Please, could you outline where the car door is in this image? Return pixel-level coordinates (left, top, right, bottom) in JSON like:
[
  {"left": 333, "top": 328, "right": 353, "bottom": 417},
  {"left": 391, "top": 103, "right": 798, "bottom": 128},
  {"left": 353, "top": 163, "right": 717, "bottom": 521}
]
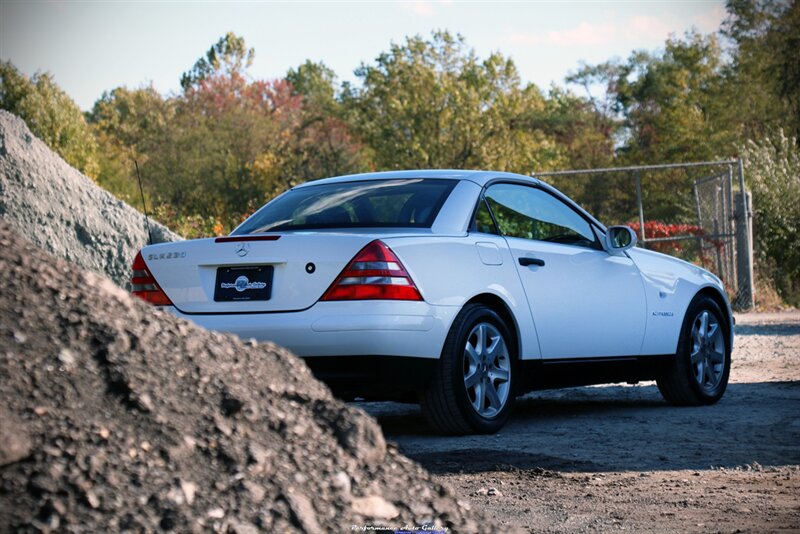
[{"left": 484, "top": 182, "right": 647, "bottom": 359}]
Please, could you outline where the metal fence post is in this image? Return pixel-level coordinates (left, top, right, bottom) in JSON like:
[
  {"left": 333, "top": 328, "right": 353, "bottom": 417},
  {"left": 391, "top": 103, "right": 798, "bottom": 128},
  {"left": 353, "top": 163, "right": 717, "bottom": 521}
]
[
  {"left": 726, "top": 164, "right": 736, "bottom": 289},
  {"left": 735, "top": 159, "right": 755, "bottom": 310},
  {"left": 693, "top": 182, "right": 704, "bottom": 263},
  {"left": 635, "top": 171, "right": 646, "bottom": 241}
]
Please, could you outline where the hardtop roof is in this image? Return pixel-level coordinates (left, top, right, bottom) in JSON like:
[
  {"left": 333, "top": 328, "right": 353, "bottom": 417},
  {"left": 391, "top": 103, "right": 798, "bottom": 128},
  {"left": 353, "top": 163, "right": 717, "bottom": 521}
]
[{"left": 292, "top": 169, "right": 542, "bottom": 189}]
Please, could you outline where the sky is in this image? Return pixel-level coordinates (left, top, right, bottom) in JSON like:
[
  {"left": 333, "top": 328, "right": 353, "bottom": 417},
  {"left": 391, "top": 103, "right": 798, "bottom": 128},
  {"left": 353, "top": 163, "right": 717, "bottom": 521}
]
[{"left": 0, "top": 1, "right": 728, "bottom": 111}]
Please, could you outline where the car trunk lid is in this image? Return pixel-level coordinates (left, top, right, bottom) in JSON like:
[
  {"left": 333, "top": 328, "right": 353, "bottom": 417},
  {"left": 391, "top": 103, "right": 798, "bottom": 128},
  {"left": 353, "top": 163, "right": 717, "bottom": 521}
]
[{"left": 140, "top": 233, "right": 378, "bottom": 313}]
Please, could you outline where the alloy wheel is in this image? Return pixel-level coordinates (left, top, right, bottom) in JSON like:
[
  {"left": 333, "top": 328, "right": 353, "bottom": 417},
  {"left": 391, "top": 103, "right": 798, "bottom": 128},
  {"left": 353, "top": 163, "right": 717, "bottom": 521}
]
[
  {"left": 463, "top": 322, "right": 511, "bottom": 418},
  {"left": 690, "top": 310, "right": 725, "bottom": 393}
]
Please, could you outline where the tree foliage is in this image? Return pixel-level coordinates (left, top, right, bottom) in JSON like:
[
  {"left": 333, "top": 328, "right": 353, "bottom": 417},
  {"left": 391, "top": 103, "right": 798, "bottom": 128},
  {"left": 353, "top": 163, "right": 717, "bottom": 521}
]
[
  {"left": 88, "top": 85, "right": 173, "bottom": 202},
  {"left": 722, "top": 0, "right": 800, "bottom": 141},
  {"left": 569, "top": 32, "right": 728, "bottom": 165},
  {"left": 346, "top": 32, "right": 559, "bottom": 172},
  {"left": 738, "top": 130, "right": 800, "bottom": 305},
  {"left": 86, "top": 34, "right": 366, "bottom": 231},
  {"left": 180, "top": 31, "right": 254, "bottom": 91},
  {"left": 0, "top": 61, "right": 99, "bottom": 177},
  {"left": 285, "top": 60, "right": 369, "bottom": 182}
]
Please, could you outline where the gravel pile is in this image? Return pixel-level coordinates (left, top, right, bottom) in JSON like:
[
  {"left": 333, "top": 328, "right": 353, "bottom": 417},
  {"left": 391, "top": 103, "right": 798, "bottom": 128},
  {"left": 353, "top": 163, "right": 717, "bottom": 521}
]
[
  {"left": 0, "top": 110, "right": 180, "bottom": 289},
  {"left": 0, "top": 221, "right": 486, "bottom": 533}
]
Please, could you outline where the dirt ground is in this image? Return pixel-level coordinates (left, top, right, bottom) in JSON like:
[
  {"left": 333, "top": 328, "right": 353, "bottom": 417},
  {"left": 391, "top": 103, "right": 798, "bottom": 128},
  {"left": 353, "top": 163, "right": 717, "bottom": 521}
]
[
  {"left": 360, "top": 311, "right": 800, "bottom": 533},
  {"left": 0, "top": 223, "right": 486, "bottom": 533}
]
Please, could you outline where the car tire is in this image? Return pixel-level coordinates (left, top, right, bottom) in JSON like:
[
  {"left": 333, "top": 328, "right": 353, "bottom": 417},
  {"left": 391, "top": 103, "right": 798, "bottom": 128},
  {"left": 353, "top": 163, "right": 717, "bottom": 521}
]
[
  {"left": 657, "top": 295, "right": 731, "bottom": 406},
  {"left": 420, "top": 303, "right": 516, "bottom": 435}
]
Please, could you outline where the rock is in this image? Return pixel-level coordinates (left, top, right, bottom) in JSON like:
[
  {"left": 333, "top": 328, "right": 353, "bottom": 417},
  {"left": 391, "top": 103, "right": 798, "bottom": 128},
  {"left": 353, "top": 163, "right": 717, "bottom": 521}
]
[
  {"left": 332, "top": 471, "right": 351, "bottom": 494},
  {"left": 242, "top": 481, "right": 266, "bottom": 503},
  {"left": 247, "top": 443, "right": 270, "bottom": 467},
  {"left": 180, "top": 480, "right": 197, "bottom": 506},
  {"left": 84, "top": 489, "right": 100, "bottom": 509},
  {"left": 136, "top": 393, "right": 154, "bottom": 413},
  {"left": 229, "top": 521, "right": 259, "bottom": 534},
  {"left": 57, "top": 348, "right": 76, "bottom": 367},
  {"left": 0, "top": 411, "right": 32, "bottom": 466},
  {"left": 334, "top": 413, "right": 387, "bottom": 468},
  {"left": 284, "top": 489, "right": 323, "bottom": 534},
  {"left": 351, "top": 495, "right": 400, "bottom": 520},
  {"left": 207, "top": 508, "right": 225, "bottom": 519}
]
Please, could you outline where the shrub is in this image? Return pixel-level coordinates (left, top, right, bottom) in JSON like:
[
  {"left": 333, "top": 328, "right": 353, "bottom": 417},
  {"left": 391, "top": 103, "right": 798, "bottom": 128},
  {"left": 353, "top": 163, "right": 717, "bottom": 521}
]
[
  {"left": 738, "top": 131, "right": 800, "bottom": 306},
  {"left": 626, "top": 220, "right": 723, "bottom": 272}
]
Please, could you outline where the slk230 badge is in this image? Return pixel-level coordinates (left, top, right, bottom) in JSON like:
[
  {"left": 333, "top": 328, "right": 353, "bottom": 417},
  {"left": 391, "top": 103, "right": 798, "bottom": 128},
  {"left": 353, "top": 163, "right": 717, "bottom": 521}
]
[{"left": 147, "top": 251, "right": 186, "bottom": 260}]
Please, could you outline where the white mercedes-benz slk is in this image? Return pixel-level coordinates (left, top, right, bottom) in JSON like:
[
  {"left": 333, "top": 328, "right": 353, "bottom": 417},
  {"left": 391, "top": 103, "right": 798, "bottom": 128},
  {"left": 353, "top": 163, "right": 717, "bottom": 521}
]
[{"left": 132, "top": 170, "right": 733, "bottom": 434}]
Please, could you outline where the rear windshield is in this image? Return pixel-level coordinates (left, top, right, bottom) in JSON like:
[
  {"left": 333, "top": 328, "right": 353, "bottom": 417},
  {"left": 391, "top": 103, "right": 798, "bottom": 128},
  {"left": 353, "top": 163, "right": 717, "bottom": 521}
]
[{"left": 233, "top": 179, "right": 457, "bottom": 234}]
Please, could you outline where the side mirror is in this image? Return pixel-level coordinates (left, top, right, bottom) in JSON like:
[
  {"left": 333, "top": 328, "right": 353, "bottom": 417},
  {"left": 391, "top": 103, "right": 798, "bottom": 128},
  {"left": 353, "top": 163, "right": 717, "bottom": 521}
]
[{"left": 604, "top": 226, "right": 638, "bottom": 254}]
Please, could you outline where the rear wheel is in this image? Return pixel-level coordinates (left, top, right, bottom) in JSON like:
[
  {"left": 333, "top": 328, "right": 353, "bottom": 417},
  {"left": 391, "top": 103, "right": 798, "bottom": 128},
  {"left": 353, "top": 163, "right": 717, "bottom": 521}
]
[
  {"left": 657, "top": 295, "right": 730, "bottom": 405},
  {"left": 420, "top": 304, "right": 516, "bottom": 435}
]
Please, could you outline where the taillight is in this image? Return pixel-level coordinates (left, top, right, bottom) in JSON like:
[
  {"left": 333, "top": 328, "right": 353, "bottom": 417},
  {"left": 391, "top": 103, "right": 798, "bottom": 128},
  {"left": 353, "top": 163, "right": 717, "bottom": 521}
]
[
  {"left": 321, "top": 240, "right": 423, "bottom": 301},
  {"left": 131, "top": 251, "right": 173, "bottom": 306}
]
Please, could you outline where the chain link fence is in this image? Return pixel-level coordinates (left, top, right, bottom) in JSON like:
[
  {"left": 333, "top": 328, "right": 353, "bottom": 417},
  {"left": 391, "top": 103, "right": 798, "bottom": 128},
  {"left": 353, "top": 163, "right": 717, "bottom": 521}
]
[{"left": 535, "top": 160, "right": 754, "bottom": 310}]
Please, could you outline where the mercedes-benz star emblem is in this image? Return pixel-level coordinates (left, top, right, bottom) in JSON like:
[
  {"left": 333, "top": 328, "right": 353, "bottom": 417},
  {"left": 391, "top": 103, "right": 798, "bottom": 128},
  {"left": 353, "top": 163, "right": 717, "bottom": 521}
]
[{"left": 235, "top": 242, "right": 250, "bottom": 257}]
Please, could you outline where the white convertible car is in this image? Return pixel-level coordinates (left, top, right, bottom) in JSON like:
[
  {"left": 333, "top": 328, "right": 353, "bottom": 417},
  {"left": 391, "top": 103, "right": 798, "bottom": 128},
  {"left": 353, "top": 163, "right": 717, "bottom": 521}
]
[{"left": 132, "top": 170, "right": 733, "bottom": 434}]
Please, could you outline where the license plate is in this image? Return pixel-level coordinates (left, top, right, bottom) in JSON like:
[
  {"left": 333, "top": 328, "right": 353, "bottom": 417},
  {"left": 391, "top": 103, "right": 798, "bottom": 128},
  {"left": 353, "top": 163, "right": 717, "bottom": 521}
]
[{"left": 214, "top": 266, "right": 273, "bottom": 302}]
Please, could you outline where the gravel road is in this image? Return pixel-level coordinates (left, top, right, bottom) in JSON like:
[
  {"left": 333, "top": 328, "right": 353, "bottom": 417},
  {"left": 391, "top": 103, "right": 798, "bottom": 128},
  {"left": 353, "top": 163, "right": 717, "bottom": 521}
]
[{"left": 361, "top": 311, "right": 800, "bottom": 532}]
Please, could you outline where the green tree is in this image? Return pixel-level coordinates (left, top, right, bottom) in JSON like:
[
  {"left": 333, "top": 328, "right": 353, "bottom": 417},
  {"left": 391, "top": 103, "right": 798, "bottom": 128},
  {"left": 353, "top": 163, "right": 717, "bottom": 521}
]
[
  {"left": 86, "top": 33, "right": 369, "bottom": 236},
  {"left": 88, "top": 85, "right": 173, "bottom": 203},
  {"left": 287, "top": 60, "right": 339, "bottom": 114},
  {"left": 344, "top": 31, "right": 559, "bottom": 172},
  {"left": 180, "top": 31, "right": 254, "bottom": 91},
  {"left": 153, "top": 74, "right": 302, "bottom": 224},
  {"left": 738, "top": 130, "right": 800, "bottom": 305},
  {"left": 721, "top": 0, "right": 800, "bottom": 141},
  {"left": 528, "top": 82, "right": 622, "bottom": 219},
  {"left": 618, "top": 33, "right": 727, "bottom": 164},
  {"left": 566, "top": 33, "right": 733, "bottom": 222},
  {"left": 0, "top": 61, "right": 98, "bottom": 177},
  {"left": 285, "top": 60, "right": 370, "bottom": 181}
]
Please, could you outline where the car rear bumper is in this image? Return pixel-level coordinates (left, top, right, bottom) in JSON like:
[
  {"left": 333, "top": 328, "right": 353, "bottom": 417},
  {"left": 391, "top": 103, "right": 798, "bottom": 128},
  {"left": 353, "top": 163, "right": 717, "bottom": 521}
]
[{"left": 165, "top": 300, "right": 459, "bottom": 359}]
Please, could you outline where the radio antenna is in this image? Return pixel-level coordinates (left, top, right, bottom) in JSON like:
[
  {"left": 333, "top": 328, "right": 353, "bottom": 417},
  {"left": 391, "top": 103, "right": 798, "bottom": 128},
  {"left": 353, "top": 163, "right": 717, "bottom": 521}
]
[{"left": 134, "top": 159, "right": 153, "bottom": 245}]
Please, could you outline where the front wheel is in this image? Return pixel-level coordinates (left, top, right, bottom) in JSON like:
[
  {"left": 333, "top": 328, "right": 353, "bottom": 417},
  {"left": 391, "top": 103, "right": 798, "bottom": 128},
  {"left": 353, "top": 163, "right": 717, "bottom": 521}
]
[
  {"left": 420, "top": 304, "right": 516, "bottom": 435},
  {"left": 657, "top": 295, "right": 731, "bottom": 406}
]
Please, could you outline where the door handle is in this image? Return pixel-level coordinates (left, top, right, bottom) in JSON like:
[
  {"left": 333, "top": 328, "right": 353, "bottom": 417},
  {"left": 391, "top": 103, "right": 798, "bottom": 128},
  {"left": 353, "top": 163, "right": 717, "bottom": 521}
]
[{"left": 518, "top": 257, "right": 545, "bottom": 267}]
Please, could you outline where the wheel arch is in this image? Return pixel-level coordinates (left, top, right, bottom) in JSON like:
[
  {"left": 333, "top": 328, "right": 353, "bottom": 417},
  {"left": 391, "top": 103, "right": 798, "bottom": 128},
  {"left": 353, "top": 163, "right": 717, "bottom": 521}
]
[
  {"left": 462, "top": 293, "right": 521, "bottom": 360},
  {"left": 690, "top": 286, "right": 733, "bottom": 353}
]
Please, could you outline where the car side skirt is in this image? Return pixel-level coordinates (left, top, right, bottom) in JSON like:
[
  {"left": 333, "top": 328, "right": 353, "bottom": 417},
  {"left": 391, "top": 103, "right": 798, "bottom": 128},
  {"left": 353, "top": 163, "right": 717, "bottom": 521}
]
[
  {"left": 519, "top": 355, "right": 674, "bottom": 393},
  {"left": 303, "top": 354, "right": 675, "bottom": 402}
]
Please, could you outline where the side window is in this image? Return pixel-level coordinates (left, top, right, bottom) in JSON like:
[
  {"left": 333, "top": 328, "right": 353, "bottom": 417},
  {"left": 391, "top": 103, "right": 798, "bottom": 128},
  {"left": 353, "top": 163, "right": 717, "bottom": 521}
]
[
  {"left": 484, "top": 183, "right": 598, "bottom": 248},
  {"left": 473, "top": 198, "right": 499, "bottom": 234}
]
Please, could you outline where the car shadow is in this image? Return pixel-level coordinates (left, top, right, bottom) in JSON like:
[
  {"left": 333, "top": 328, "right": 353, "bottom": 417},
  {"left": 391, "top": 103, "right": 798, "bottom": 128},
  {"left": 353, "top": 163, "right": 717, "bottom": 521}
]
[
  {"left": 734, "top": 323, "right": 800, "bottom": 336},
  {"left": 363, "top": 381, "right": 800, "bottom": 474}
]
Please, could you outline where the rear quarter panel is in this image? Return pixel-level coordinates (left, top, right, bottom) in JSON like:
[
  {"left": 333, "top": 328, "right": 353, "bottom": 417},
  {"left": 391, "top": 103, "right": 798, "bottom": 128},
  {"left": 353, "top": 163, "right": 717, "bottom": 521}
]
[{"left": 383, "top": 234, "right": 542, "bottom": 359}]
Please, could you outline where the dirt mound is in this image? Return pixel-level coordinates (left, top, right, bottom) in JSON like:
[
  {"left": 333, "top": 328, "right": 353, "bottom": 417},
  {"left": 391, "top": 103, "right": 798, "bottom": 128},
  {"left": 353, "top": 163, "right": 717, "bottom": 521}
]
[
  {"left": 0, "top": 221, "right": 485, "bottom": 533},
  {"left": 0, "top": 110, "right": 180, "bottom": 289}
]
